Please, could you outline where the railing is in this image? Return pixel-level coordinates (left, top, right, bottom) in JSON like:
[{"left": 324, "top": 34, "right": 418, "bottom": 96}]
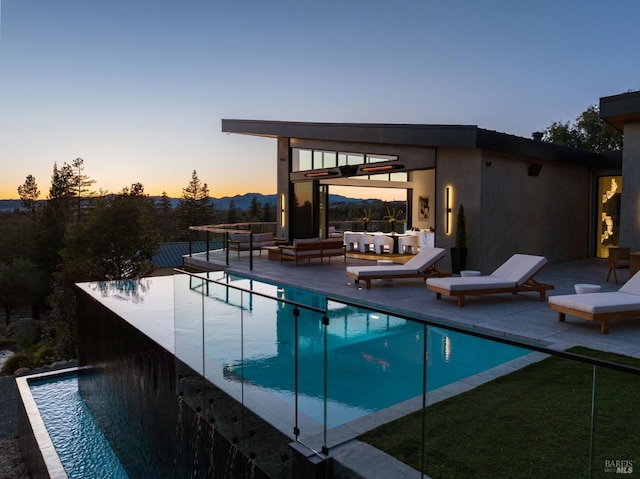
[
  {"left": 173, "top": 269, "right": 640, "bottom": 479},
  {"left": 188, "top": 222, "right": 278, "bottom": 270}
]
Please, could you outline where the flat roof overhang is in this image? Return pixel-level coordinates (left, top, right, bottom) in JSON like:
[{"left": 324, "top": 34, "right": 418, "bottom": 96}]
[
  {"left": 222, "top": 119, "right": 606, "bottom": 166},
  {"left": 600, "top": 91, "right": 640, "bottom": 131}
]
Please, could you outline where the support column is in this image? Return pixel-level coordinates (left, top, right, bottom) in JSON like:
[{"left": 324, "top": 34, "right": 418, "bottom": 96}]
[{"left": 620, "top": 123, "right": 640, "bottom": 251}]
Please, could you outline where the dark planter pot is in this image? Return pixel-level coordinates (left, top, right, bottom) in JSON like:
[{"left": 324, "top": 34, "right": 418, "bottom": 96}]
[{"left": 450, "top": 247, "right": 468, "bottom": 274}]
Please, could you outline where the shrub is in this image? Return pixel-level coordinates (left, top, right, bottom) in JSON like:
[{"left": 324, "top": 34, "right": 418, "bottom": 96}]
[{"left": 1, "top": 352, "right": 32, "bottom": 376}]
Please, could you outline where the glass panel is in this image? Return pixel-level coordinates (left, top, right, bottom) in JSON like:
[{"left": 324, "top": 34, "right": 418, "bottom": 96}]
[
  {"left": 324, "top": 306, "right": 426, "bottom": 450},
  {"left": 323, "top": 151, "right": 337, "bottom": 168},
  {"left": 347, "top": 153, "right": 365, "bottom": 165},
  {"left": 338, "top": 153, "right": 348, "bottom": 166},
  {"left": 361, "top": 343, "right": 594, "bottom": 477},
  {"left": 291, "top": 148, "right": 300, "bottom": 172},
  {"left": 202, "top": 279, "right": 293, "bottom": 478},
  {"left": 313, "top": 151, "right": 323, "bottom": 170},
  {"left": 598, "top": 176, "right": 622, "bottom": 258},
  {"left": 319, "top": 185, "right": 327, "bottom": 238},
  {"left": 366, "top": 154, "right": 397, "bottom": 163},
  {"left": 292, "top": 182, "right": 314, "bottom": 238},
  {"left": 390, "top": 171, "right": 408, "bottom": 182},
  {"left": 295, "top": 149, "right": 312, "bottom": 172},
  {"left": 201, "top": 277, "right": 245, "bottom": 448},
  {"left": 592, "top": 357, "right": 640, "bottom": 476},
  {"left": 174, "top": 273, "right": 205, "bottom": 414},
  {"left": 293, "top": 299, "right": 328, "bottom": 452}
]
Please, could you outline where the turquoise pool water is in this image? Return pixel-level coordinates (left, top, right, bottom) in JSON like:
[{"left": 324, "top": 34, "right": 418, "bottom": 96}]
[
  {"left": 30, "top": 376, "right": 129, "bottom": 479},
  {"left": 178, "top": 274, "right": 529, "bottom": 427}
]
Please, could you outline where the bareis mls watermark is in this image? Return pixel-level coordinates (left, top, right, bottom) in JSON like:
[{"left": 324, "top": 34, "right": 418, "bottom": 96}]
[{"left": 604, "top": 459, "right": 634, "bottom": 474}]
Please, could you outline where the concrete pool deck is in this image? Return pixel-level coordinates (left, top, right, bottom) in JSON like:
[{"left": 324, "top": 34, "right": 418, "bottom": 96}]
[{"left": 185, "top": 250, "right": 640, "bottom": 359}]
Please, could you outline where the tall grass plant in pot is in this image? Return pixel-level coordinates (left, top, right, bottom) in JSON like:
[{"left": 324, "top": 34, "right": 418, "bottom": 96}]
[{"left": 451, "top": 204, "right": 468, "bottom": 274}]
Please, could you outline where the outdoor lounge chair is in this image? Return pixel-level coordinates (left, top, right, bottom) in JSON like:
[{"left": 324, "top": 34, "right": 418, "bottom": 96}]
[
  {"left": 425, "top": 254, "right": 553, "bottom": 307},
  {"left": 606, "top": 247, "right": 630, "bottom": 284},
  {"left": 548, "top": 272, "right": 640, "bottom": 334},
  {"left": 345, "top": 247, "right": 449, "bottom": 289}
]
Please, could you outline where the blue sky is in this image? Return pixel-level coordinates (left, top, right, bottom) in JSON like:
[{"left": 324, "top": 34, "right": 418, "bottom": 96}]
[{"left": 0, "top": 0, "right": 638, "bottom": 199}]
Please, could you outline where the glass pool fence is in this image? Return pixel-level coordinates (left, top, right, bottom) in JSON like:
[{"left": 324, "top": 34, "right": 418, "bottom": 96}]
[{"left": 173, "top": 270, "right": 640, "bottom": 479}]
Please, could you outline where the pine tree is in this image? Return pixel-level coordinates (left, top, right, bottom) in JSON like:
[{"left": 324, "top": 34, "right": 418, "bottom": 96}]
[
  {"left": 48, "top": 162, "right": 75, "bottom": 200},
  {"left": 262, "top": 203, "right": 273, "bottom": 222},
  {"left": 71, "top": 158, "right": 96, "bottom": 222},
  {"left": 249, "top": 196, "right": 261, "bottom": 221},
  {"left": 17, "top": 174, "right": 40, "bottom": 216},
  {"left": 227, "top": 199, "right": 238, "bottom": 224},
  {"left": 155, "top": 191, "right": 177, "bottom": 241},
  {"left": 175, "top": 171, "right": 214, "bottom": 235}
]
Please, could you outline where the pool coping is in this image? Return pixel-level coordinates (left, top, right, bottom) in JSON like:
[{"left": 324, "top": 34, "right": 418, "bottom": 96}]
[{"left": 16, "top": 367, "right": 78, "bottom": 479}]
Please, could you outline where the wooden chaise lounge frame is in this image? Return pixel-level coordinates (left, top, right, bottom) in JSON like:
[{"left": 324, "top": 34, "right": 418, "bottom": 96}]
[
  {"left": 548, "top": 303, "right": 638, "bottom": 334},
  {"left": 426, "top": 254, "right": 554, "bottom": 307},
  {"left": 345, "top": 247, "right": 450, "bottom": 289},
  {"left": 547, "top": 272, "right": 640, "bottom": 334},
  {"left": 346, "top": 263, "right": 450, "bottom": 290},
  {"left": 428, "top": 277, "right": 554, "bottom": 307}
]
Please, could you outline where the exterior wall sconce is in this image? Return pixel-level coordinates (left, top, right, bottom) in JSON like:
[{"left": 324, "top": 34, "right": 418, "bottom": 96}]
[
  {"left": 360, "top": 164, "right": 404, "bottom": 173},
  {"left": 280, "top": 194, "right": 286, "bottom": 227},
  {"left": 445, "top": 186, "right": 453, "bottom": 234},
  {"left": 528, "top": 164, "right": 542, "bottom": 177}
]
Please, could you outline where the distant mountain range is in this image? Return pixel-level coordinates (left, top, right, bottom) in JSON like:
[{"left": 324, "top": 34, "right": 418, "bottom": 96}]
[{"left": 0, "top": 192, "right": 384, "bottom": 212}]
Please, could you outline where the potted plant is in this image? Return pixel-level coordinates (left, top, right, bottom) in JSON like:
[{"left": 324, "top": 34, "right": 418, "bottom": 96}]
[
  {"left": 362, "top": 208, "right": 372, "bottom": 232},
  {"left": 383, "top": 206, "right": 403, "bottom": 234},
  {"left": 450, "top": 204, "right": 468, "bottom": 274}
]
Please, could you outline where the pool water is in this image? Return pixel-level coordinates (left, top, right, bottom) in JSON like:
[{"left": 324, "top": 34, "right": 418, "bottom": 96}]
[
  {"left": 179, "top": 275, "right": 529, "bottom": 427},
  {"left": 30, "top": 376, "right": 130, "bottom": 479}
]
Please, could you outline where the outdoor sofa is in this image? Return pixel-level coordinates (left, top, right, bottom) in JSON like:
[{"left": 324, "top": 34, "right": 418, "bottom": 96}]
[
  {"left": 426, "top": 253, "right": 553, "bottom": 307},
  {"left": 548, "top": 271, "right": 640, "bottom": 334},
  {"left": 280, "top": 238, "right": 345, "bottom": 265},
  {"left": 228, "top": 231, "right": 276, "bottom": 257},
  {"left": 346, "top": 247, "right": 449, "bottom": 289}
]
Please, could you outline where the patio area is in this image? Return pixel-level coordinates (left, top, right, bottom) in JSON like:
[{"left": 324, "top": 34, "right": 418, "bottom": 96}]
[{"left": 183, "top": 249, "right": 640, "bottom": 359}]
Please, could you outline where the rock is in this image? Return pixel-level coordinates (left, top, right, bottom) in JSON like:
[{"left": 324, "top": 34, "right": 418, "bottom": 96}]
[
  {"left": 13, "top": 367, "right": 30, "bottom": 376},
  {"left": 5, "top": 319, "right": 40, "bottom": 336}
]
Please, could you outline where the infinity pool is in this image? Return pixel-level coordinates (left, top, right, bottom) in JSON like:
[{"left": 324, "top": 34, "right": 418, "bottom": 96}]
[{"left": 175, "top": 274, "right": 530, "bottom": 428}]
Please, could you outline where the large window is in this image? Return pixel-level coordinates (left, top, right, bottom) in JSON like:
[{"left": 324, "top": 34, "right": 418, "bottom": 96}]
[{"left": 292, "top": 148, "right": 407, "bottom": 182}]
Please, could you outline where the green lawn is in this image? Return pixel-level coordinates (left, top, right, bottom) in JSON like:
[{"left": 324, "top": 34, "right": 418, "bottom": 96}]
[{"left": 359, "top": 347, "right": 640, "bottom": 478}]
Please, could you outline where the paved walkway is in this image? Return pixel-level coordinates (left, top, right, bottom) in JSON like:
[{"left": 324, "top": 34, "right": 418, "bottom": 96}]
[{"left": 186, "top": 250, "right": 640, "bottom": 358}]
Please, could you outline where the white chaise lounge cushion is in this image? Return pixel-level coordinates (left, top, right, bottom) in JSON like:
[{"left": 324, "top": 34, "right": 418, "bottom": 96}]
[
  {"left": 426, "top": 254, "right": 547, "bottom": 291},
  {"left": 618, "top": 270, "right": 640, "bottom": 295},
  {"left": 404, "top": 248, "right": 447, "bottom": 273},
  {"left": 548, "top": 292, "right": 640, "bottom": 315},
  {"left": 548, "top": 269, "right": 640, "bottom": 314},
  {"left": 490, "top": 254, "right": 547, "bottom": 285},
  {"left": 345, "top": 247, "right": 446, "bottom": 278},
  {"left": 425, "top": 276, "right": 515, "bottom": 291}
]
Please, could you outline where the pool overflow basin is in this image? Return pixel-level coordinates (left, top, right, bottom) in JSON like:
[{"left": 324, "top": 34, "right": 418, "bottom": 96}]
[{"left": 20, "top": 272, "right": 539, "bottom": 478}]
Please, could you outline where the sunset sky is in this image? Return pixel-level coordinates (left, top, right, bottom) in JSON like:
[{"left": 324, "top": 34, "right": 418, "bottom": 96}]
[{"left": 1, "top": 0, "right": 638, "bottom": 200}]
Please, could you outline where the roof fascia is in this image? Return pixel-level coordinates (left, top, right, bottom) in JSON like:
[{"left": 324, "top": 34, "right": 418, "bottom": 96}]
[{"left": 600, "top": 91, "right": 640, "bottom": 131}]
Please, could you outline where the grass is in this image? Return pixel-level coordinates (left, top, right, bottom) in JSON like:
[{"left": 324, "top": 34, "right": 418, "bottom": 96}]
[{"left": 359, "top": 347, "right": 640, "bottom": 478}]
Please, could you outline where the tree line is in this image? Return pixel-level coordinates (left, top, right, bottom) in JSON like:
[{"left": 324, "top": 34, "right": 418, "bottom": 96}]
[{"left": 0, "top": 160, "right": 272, "bottom": 368}]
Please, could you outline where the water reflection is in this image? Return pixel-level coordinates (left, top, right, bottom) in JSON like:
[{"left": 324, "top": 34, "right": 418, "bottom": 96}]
[{"left": 92, "top": 278, "right": 152, "bottom": 303}]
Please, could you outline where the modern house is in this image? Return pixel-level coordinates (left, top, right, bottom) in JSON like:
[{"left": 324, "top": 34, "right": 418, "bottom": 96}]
[
  {"left": 600, "top": 90, "right": 640, "bottom": 252},
  {"left": 222, "top": 95, "right": 630, "bottom": 273}
]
